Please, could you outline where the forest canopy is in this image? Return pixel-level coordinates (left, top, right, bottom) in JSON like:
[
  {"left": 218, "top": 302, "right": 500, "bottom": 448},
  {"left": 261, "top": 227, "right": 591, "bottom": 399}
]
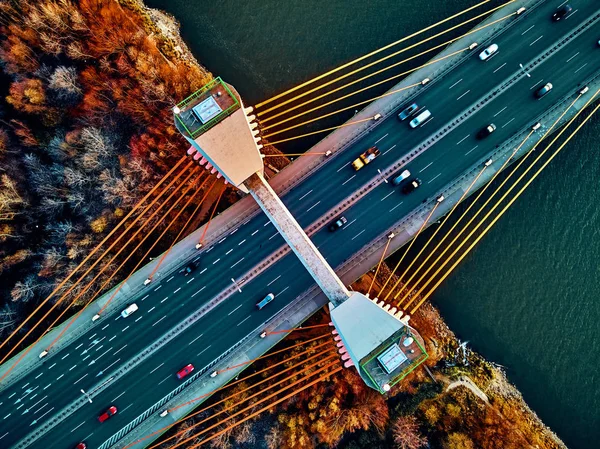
[{"left": 0, "top": 0, "right": 212, "bottom": 344}]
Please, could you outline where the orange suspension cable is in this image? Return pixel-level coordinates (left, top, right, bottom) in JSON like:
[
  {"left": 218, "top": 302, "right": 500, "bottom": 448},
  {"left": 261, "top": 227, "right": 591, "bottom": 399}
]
[
  {"left": 36, "top": 170, "right": 202, "bottom": 357},
  {"left": 147, "top": 177, "right": 217, "bottom": 281},
  {"left": 265, "top": 323, "right": 332, "bottom": 335},
  {"left": 0, "top": 163, "right": 196, "bottom": 374},
  {"left": 159, "top": 359, "right": 341, "bottom": 449},
  {"left": 123, "top": 342, "right": 334, "bottom": 449},
  {"left": 216, "top": 333, "right": 329, "bottom": 374},
  {"left": 197, "top": 181, "right": 227, "bottom": 245},
  {"left": 192, "top": 367, "right": 342, "bottom": 449},
  {"left": 367, "top": 236, "right": 393, "bottom": 297},
  {"left": 379, "top": 202, "right": 440, "bottom": 301},
  {"left": 0, "top": 155, "right": 188, "bottom": 356}
]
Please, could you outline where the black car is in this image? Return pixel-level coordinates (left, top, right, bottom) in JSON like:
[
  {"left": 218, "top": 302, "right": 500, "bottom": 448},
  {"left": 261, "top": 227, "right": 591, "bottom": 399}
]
[
  {"left": 477, "top": 123, "right": 496, "bottom": 139},
  {"left": 328, "top": 216, "right": 347, "bottom": 232},
  {"left": 551, "top": 4, "right": 572, "bottom": 21},
  {"left": 402, "top": 178, "right": 422, "bottom": 194},
  {"left": 185, "top": 259, "right": 201, "bottom": 274}
]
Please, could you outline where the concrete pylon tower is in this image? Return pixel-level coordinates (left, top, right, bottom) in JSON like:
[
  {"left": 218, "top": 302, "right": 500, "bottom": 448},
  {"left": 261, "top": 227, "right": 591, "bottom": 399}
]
[{"left": 174, "top": 78, "right": 427, "bottom": 392}]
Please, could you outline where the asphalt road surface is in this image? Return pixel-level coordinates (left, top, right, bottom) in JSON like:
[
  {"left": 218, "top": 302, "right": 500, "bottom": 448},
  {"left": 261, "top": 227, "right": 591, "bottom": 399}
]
[{"left": 1, "top": 1, "right": 600, "bottom": 448}]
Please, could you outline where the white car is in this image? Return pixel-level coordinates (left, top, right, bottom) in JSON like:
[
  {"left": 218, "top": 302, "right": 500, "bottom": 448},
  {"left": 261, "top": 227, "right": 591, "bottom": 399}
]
[
  {"left": 479, "top": 44, "right": 498, "bottom": 61},
  {"left": 121, "top": 303, "right": 139, "bottom": 318}
]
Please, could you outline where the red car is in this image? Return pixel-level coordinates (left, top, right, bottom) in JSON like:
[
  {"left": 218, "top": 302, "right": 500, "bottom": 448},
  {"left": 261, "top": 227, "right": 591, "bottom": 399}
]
[
  {"left": 98, "top": 405, "right": 117, "bottom": 423},
  {"left": 75, "top": 444, "right": 87, "bottom": 449},
  {"left": 176, "top": 363, "right": 194, "bottom": 380}
]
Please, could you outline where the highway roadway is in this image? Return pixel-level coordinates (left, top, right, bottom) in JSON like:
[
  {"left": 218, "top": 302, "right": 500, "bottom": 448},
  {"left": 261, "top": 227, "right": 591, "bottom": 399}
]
[{"left": 1, "top": 1, "right": 600, "bottom": 448}]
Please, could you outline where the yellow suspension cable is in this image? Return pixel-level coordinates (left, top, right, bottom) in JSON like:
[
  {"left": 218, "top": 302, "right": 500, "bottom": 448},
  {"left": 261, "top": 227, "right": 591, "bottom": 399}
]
[
  {"left": 254, "top": 0, "right": 501, "bottom": 110},
  {"left": 379, "top": 202, "right": 440, "bottom": 301},
  {"left": 394, "top": 131, "right": 534, "bottom": 306},
  {"left": 394, "top": 165, "right": 488, "bottom": 296},
  {"left": 367, "top": 236, "right": 393, "bottom": 296},
  {"left": 411, "top": 98, "right": 600, "bottom": 314},
  {"left": 267, "top": 116, "right": 374, "bottom": 146},
  {"left": 263, "top": 83, "right": 416, "bottom": 140},
  {"left": 403, "top": 90, "right": 594, "bottom": 310},
  {"left": 260, "top": 10, "right": 514, "bottom": 122},
  {"left": 262, "top": 52, "right": 455, "bottom": 132}
]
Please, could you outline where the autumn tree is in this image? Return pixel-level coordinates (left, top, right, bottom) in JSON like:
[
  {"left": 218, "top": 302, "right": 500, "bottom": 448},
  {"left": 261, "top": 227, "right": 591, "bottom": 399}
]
[{"left": 392, "top": 416, "right": 427, "bottom": 449}]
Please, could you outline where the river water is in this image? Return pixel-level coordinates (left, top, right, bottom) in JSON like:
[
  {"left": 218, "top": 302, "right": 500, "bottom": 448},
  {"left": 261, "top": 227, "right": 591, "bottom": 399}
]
[{"left": 146, "top": 0, "right": 599, "bottom": 447}]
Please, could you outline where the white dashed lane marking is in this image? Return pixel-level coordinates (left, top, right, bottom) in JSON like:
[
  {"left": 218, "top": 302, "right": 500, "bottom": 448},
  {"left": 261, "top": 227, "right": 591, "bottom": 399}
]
[
  {"left": 192, "top": 287, "right": 206, "bottom": 298},
  {"left": 237, "top": 316, "right": 251, "bottom": 327},
  {"left": 228, "top": 304, "right": 243, "bottom": 316},
  {"left": 230, "top": 258, "right": 244, "bottom": 268},
  {"left": 267, "top": 275, "right": 281, "bottom": 286}
]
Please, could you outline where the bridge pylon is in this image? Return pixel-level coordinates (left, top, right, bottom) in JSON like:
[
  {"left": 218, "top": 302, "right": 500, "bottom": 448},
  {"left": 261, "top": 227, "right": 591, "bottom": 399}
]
[{"left": 173, "top": 78, "right": 427, "bottom": 392}]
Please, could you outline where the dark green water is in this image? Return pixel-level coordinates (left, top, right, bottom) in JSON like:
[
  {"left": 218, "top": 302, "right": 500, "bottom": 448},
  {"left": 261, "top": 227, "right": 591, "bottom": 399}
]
[{"left": 146, "top": 0, "right": 599, "bottom": 447}]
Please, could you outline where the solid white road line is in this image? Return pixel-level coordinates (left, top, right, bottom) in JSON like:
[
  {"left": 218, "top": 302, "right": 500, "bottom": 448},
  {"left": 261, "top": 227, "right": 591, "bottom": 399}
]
[
  {"left": 112, "top": 391, "right": 127, "bottom": 402},
  {"left": 493, "top": 63, "right": 506, "bottom": 73},
  {"left": 565, "top": 52, "right": 579, "bottom": 63},
  {"left": 298, "top": 189, "right": 313, "bottom": 201},
  {"left": 381, "top": 191, "right": 394, "bottom": 201},
  {"left": 152, "top": 316, "right": 166, "bottom": 327},
  {"left": 389, "top": 202, "right": 404, "bottom": 213},
  {"left": 230, "top": 258, "right": 244, "bottom": 268},
  {"left": 71, "top": 422, "right": 85, "bottom": 433},
  {"left": 374, "top": 133, "right": 389, "bottom": 145},
  {"left": 306, "top": 201, "right": 321, "bottom": 212},
  {"left": 494, "top": 106, "right": 507, "bottom": 117},
  {"left": 267, "top": 275, "right": 281, "bottom": 286},
  {"left": 191, "top": 287, "right": 206, "bottom": 297},
  {"left": 419, "top": 162, "right": 433, "bottom": 173},
  {"left": 521, "top": 25, "right": 534, "bottom": 35},
  {"left": 529, "top": 35, "right": 543, "bottom": 46},
  {"left": 341, "top": 175, "right": 355, "bottom": 186},
  {"left": 113, "top": 345, "right": 127, "bottom": 356},
  {"left": 351, "top": 230, "right": 366, "bottom": 240},
  {"left": 149, "top": 363, "right": 164, "bottom": 375},
  {"left": 456, "top": 135, "right": 469, "bottom": 145},
  {"left": 428, "top": 173, "right": 442, "bottom": 184},
  {"left": 502, "top": 118, "right": 515, "bottom": 128},
  {"left": 188, "top": 334, "right": 203, "bottom": 346},
  {"left": 228, "top": 304, "right": 243, "bottom": 316},
  {"left": 465, "top": 145, "right": 479, "bottom": 156},
  {"left": 237, "top": 316, "right": 251, "bottom": 327},
  {"left": 456, "top": 90, "right": 470, "bottom": 101},
  {"left": 382, "top": 144, "right": 397, "bottom": 156},
  {"left": 449, "top": 79, "right": 462, "bottom": 89},
  {"left": 197, "top": 345, "right": 212, "bottom": 357},
  {"left": 73, "top": 374, "right": 88, "bottom": 385}
]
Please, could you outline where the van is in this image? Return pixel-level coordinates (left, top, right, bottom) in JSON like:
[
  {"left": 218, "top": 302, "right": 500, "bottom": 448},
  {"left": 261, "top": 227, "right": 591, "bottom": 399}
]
[
  {"left": 409, "top": 110, "right": 431, "bottom": 129},
  {"left": 256, "top": 293, "right": 275, "bottom": 310},
  {"left": 121, "top": 303, "right": 139, "bottom": 318}
]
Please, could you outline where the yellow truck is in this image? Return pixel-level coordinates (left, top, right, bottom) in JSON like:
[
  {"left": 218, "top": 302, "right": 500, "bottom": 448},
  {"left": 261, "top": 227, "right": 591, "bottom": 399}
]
[{"left": 351, "top": 146, "right": 381, "bottom": 171}]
